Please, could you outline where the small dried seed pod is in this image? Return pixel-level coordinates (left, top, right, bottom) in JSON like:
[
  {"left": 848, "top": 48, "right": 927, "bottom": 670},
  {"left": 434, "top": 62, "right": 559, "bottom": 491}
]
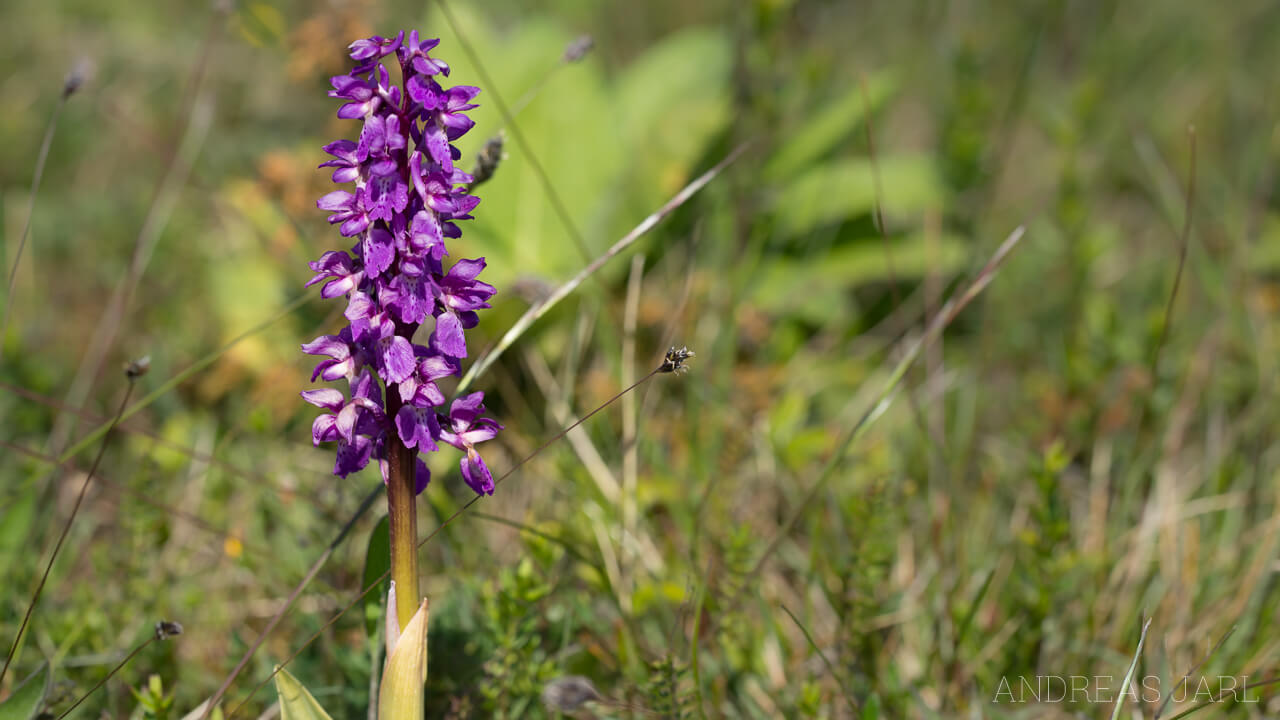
[
  {"left": 154, "top": 620, "right": 183, "bottom": 640},
  {"left": 659, "top": 345, "right": 695, "bottom": 374},
  {"left": 542, "top": 675, "right": 603, "bottom": 713},
  {"left": 563, "top": 35, "right": 595, "bottom": 64},
  {"left": 125, "top": 356, "right": 151, "bottom": 380},
  {"left": 468, "top": 133, "right": 505, "bottom": 190}
]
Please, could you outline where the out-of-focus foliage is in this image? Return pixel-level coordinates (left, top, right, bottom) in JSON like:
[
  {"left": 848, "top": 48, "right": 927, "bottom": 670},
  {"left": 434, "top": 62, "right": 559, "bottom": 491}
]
[{"left": 2, "top": 0, "right": 1280, "bottom": 717}]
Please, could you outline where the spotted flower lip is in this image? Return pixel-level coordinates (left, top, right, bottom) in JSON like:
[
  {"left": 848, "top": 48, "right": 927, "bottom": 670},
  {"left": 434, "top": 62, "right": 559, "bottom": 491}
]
[{"left": 302, "top": 31, "right": 502, "bottom": 497}]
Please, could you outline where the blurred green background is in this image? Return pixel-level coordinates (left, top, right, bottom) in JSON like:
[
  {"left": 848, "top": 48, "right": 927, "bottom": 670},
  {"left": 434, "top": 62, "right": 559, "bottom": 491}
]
[{"left": 2, "top": 0, "right": 1279, "bottom": 717}]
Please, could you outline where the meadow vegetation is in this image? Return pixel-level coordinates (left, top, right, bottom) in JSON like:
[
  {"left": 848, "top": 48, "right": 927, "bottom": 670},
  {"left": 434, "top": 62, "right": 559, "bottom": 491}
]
[{"left": 1, "top": 0, "right": 1278, "bottom": 717}]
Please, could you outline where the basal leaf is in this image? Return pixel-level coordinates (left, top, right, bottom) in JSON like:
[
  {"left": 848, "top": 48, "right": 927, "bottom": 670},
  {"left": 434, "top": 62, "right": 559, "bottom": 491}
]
[
  {"left": 0, "top": 663, "right": 49, "bottom": 720},
  {"left": 772, "top": 155, "right": 944, "bottom": 238},
  {"left": 362, "top": 516, "right": 391, "bottom": 640},
  {"left": 273, "top": 666, "right": 335, "bottom": 720},
  {"left": 766, "top": 71, "right": 897, "bottom": 180}
]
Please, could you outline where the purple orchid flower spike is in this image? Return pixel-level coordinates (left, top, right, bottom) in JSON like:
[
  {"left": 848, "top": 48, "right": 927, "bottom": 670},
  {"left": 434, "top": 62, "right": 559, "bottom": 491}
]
[{"left": 302, "top": 30, "right": 501, "bottom": 501}]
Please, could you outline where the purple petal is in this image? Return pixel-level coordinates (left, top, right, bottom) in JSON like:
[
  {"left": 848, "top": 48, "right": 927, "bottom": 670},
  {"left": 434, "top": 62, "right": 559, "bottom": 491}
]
[
  {"left": 460, "top": 425, "right": 500, "bottom": 445},
  {"left": 339, "top": 214, "right": 371, "bottom": 237},
  {"left": 381, "top": 335, "right": 416, "bottom": 383},
  {"left": 419, "top": 354, "right": 457, "bottom": 381},
  {"left": 395, "top": 406, "right": 421, "bottom": 447},
  {"left": 301, "top": 334, "right": 350, "bottom": 360},
  {"left": 423, "top": 124, "right": 453, "bottom": 171},
  {"left": 407, "top": 74, "right": 442, "bottom": 109},
  {"left": 434, "top": 311, "right": 467, "bottom": 358},
  {"left": 446, "top": 257, "right": 486, "bottom": 283},
  {"left": 334, "top": 435, "right": 373, "bottom": 477},
  {"left": 335, "top": 403, "right": 360, "bottom": 442},
  {"left": 317, "top": 190, "right": 354, "bottom": 212},
  {"left": 460, "top": 449, "right": 495, "bottom": 495},
  {"left": 311, "top": 414, "right": 339, "bottom": 445},
  {"left": 414, "top": 457, "right": 431, "bottom": 495},
  {"left": 301, "top": 388, "right": 345, "bottom": 411},
  {"left": 362, "top": 227, "right": 396, "bottom": 278}
]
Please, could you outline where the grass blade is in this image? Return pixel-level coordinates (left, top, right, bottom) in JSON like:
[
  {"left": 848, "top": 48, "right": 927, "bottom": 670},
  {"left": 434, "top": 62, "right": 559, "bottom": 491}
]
[
  {"left": 456, "top": 143, "right": 747, "bottom": 395},
  {"left": 1108, "top": 617, "right": 1152, "bottom": 720}
]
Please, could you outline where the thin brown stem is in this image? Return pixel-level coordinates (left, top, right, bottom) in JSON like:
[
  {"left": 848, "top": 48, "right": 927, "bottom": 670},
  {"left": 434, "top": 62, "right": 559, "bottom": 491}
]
[
  {"left": 225, "top": 365, "right": 665, "bottom": 718},
  {"left": 197, "top": 484, "right": 382, "bottom": 720},
  {"left": 384, "top": 390, "right": 421, "bottom": 630},
  {"left": 1150, "top": 125, "right": 1197, "bottom": 382},
  {"left": 1, "top": 86, "right": 70, "bottom": 346},
  {"left": 1, "top": 379, "right": 136, "bottom": 688},
  {"left": 434, "top": 0, "right": 592, "bottom": 263},
  {"left": 56, "top": 636, "right": 156, "bottom": 719}
]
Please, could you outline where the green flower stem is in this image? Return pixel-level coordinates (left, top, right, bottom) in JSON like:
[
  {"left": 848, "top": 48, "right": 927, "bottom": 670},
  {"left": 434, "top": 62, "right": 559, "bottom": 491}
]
[{"left": 384, "top": 392, "right": 420, "bottom": 631}]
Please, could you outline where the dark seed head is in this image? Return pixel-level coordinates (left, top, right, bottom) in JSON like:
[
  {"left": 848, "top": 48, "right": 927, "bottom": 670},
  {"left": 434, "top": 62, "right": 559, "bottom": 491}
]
[
  {"left": 125, "top": 356, "right": 151, "bottom": 380},
  {"left": 154, "top": 620, "right": 183, "bottom": 640},
  {"left": 660, "top": 345, "right": 695, "bottom": 374},
  {"left": 542, "top": 675, "right": 603, "bottom": 713},
  {"left": 63, "top": 58, "right": 93, "bottom": 98},
  {"left": 468, "top": 133, "right": 505, "bottom": 190},
  {"left": 563, "top": 35, "right": 595, "bottom": 64}
]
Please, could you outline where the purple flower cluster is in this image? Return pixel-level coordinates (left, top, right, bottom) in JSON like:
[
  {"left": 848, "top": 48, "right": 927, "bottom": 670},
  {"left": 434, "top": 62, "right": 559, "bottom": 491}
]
[{"left": 302, "top": 31, "right": 502, "bottom": 496}]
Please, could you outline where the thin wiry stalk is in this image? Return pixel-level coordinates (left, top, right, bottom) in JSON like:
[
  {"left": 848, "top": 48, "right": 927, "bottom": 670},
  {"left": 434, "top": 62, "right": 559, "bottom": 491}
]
[
  {"left": 1147, "top": 126, "right": 1197, "bottom": 398},
  {"left": 781, "top": 604, "right": 858, "bottom": 716},
  {"left": 1163, "top": 677, "right": 1280, "bottom": 720},
  {"left": 434, "top": 0, "right": 593, "bottom": 262},
  {"left": 0, "top": 439, "right": 263, "bottom": 556},
  {"left": 620, "top": 255, "right": 645, "bottom": 612},
  {"left": 225, "top": 364, "right": 668, "bottom": 718},
  {"left": 749, "top": 226, "right": 1026, "bottom": 576},
  {"left": 51, "top": 292, "right": 312, "bottom": 463},
  {"left": 861, "top": 73, "right": 899, "bottom": 306},
  {"left": 1, "top": 377, "right": 137, "bottom": 688},
  {"left": 0, "top": 66, "right": 82, "bottom": 346},
  {"left": 55, "top": 633, "right": 161, "bottom": 719},
  {"left": 689, "top": 571, "right": 708, "bottom": 719},
  {"left": 457, "top": 143, "right": 748, "bottom": 395},
  {"left": 1153, "top": 624, "right": 1236, "bottom": 720},
  {"left": 471, "top": 512, "right": 593, "bottom": 565},
  {"left": 196, "top": 483, "right": 383, "bottom": 720},
  {"left": 0, "top": 380, "right": 272, "bottom": 488},
  {"left": 489, "top": 35, "right": 593, "bottom": 136},
  {"left": 48, "top": 9, "right": 224, "bottom": 456},
  {"left": 860, "top": 72, "right": 946, "bottom": 465}
]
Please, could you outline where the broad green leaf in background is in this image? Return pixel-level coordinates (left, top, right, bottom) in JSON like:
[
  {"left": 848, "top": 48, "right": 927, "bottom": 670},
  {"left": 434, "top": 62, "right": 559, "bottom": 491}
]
[
  {"left": 0, "top": 663, "right": 49, "bottom": 720},
  {"left": 430, "top": 7, "right": 732, "bottom": 286},
  {"left": 862, "top": 692, "right": 882, "bottom": 720},
  {"left": 272, "top": 666, "right": 335, "bottom": 720},
  {"left": 362, "top": 516, "right": 391, "bottom": 640},
  {"left": 232, "top": 2, "right": 285, "bottom": 48},
  {"left": 614, "top": 27, "right": 733, "bottom": 208},
  {"left": 773, "top": 155, "right": 945, "bottom": 239},
  {"left": 1250, "top": 214, "right": 1280, "bottom": 271},
  {"left": 765, "top": 71, "right": 897, "bottom": 180},
  {"left": 751, "top": 232, "right": 967, "bottom": 324},
  {"left": 0, "top": 484, "right": 36, "bottom": 579}
]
